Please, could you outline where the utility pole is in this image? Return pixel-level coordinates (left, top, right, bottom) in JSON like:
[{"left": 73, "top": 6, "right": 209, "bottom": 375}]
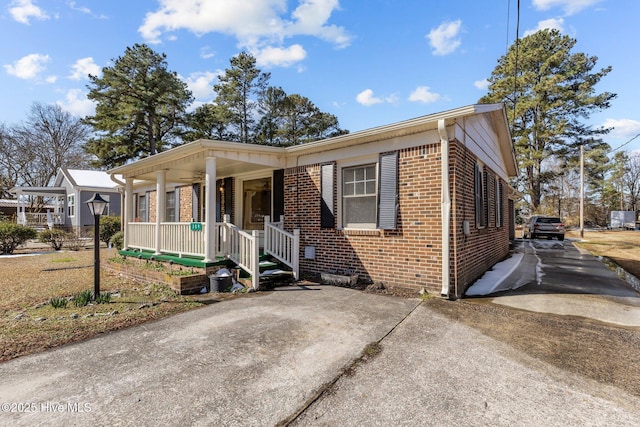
[{"left": 580, "top": 144, "right": 584, "bottom": 238}]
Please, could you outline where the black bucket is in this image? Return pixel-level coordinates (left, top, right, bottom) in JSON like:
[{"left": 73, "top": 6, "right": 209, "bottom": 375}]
[{"left": 209, "top": 275, "right": 233, "bottom": 292}]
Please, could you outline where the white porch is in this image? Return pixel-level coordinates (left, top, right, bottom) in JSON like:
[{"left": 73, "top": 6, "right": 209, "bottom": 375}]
[
  {"left": 10, "top": 187, "right": 66, "bottom": 229},
  {"left": 109, "top": 140, "right": 300, "bottom": 289},
  {"left": 125, "top": 215, "right": 299, "bottom": 289}
]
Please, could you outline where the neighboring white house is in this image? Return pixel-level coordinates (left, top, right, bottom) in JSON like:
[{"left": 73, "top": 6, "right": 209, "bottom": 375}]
[{"left": 10, "top": 168, "right": 122, "bottom": 233}]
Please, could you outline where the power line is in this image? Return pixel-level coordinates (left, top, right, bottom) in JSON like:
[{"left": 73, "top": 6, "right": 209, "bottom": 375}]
[{"left": 610, "top": 133, "right": 640, "bottom": 152}]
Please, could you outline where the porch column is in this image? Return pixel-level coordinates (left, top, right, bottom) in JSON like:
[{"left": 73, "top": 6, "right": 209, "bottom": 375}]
[
  {"left": 203, "top": 157, "right": 217, "bottom": 263},
  {"left": 155, "top": 170, "right": 166, "bottom": 255},
  {"left": 124, "top": 178, "right": 133, "bottom": 250}
]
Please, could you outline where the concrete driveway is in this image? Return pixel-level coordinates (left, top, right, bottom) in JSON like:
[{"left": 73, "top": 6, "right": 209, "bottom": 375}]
[
  {"left": 0, "top": 285, "right": 418, "bottom": 426},
  {"left": 2, "top": 281, "right": 640, "bottom": 426},
  {"left": 486, "top": 239, "right": 640, "bottom": 327}
]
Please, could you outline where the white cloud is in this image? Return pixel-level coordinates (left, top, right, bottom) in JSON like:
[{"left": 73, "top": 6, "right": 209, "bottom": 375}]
[
  {"left": 474, "top": 79, "right": 490, "bottom": 90},
  {"left": 68, "top": 57, "right": 100, "bottom": 80},
  {"left": 9, "top": 0, "right": 50, "bottom": 24},
  {"left": 255, "top": 44, "right": 307, "bottom": 68},
  {"left": 286, "top": 0, "right": 351, "bottom": 48},
  {"left": 603, "top": 118, "right": 640, "bottom": 140},
  {"left": 524, "top": 18, "right": 565, "bottom": 36},
  {"left": 57, "top": 89, "right": 95, "bottom": 118},
  {"left": 4, "top": 53, "right": 50, "bottom": 79},
  {"left": 182, "top": 71, "right": 220, "bottom": 100},
  {"left": 408, "top": 86, "right": 441, "bottom": 104},
  {"left": 138, "top": 0, "right": 351, "bottom": 67},
  {"left": 356, "top": 89, "right": 383, "bottom": 106},
  {"left": 45, "top": 75, "right": 57, "bottom": 83},
  {"left": 532, "top": 0, "right": 601, "bottom": 15},
  {"left": 427, "top": 20, "right": 462, "bottom": 56},
  {"left": 67, "top": 1, "right": 91, "bottom": 15},
  {"left": 200, "top": 46, "right": 216, "bottom": 59},
  {"left": 384, "top": 94, "right": 400, "bottom": 105}
]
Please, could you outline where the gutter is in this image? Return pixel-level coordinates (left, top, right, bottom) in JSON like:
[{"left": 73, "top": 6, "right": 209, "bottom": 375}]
[
  {"left": 438, "top": 119, "right": 451, "bottom": 298},
  {"left": 110, "top": 173, "right": 125, "bottom": 187}
]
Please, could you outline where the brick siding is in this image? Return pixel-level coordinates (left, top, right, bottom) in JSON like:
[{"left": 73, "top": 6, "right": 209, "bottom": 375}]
[{"left": 284, "top": 139, "right": 511, "bottom": 297}]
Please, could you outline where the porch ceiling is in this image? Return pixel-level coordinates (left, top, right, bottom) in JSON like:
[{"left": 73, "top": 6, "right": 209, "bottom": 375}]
[
  {"left": 109, "top": 139, "right": 287, "bottom": 183},
  {"left": 10, "top": 187, "right": 66, "bottom": 197}
]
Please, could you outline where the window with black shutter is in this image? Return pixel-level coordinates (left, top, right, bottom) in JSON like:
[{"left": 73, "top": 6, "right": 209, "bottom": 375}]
[
  {"left": 475, "top": 164, "right": 486, "bottom": 228},
  {"left": 377, "top": 151, "right": 398, "bottom": 230}
]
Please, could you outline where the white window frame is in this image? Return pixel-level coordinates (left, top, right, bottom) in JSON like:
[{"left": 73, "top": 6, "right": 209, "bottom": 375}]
[
  {"left": 137, "top": 193, "right": 148, "bottom": 222},
  {"left": 338, "top": 155, "right": 379, "bottom": 230},
  {"left": 67, "top": 194, "right": 75, "bottom": 217},
  {"left": 165, "top": 189, "right": 177, "bottom": 222}
]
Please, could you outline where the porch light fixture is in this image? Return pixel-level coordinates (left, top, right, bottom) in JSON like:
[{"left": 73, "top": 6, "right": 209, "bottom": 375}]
[{"left": 86, "top": 193, "right": 108, "bottom": 300}]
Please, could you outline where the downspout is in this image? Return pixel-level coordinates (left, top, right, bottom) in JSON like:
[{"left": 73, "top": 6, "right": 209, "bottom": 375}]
[{"left": 438, "top": 119, "right": 451, "bottom": 298}]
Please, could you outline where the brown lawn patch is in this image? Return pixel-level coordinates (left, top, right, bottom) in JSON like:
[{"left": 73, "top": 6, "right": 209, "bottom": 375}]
[
  {"left": 0, "top": 248, "right": 220, "bottom": 362},
  {"left": 567, "top": 230, "right": 640, "bottom": 278}
]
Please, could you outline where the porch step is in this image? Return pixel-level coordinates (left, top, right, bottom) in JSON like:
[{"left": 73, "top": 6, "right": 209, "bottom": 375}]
[
  {"left": 231, "top": 255, "right": 294, "bottom": 288},
  {"left": 118, "top": 249, "right": 232, "bottom": 269}
]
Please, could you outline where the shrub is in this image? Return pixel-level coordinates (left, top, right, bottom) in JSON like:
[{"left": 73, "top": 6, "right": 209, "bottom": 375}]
[
  {"left": 110, "top": 231, "right": 124, "bottom": 250},
  {"left": 100, "top": 216, "right": 121, "bottom": 245},
  {"left": 49, "top": 297, "right": 68, "bottom": 308},
  {"left": 65, "top": 232, "right": 85, "bottom": 251},
  {"left": 0, "top": 222, "right": 37, "bottom": 254},
  {"left": 38, "top": 229, "right": 69, "bottom": 251}
]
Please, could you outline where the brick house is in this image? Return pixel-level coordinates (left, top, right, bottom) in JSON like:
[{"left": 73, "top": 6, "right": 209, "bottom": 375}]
[{"left": 108, "top": 103, "right": 517, "bottom": 298}]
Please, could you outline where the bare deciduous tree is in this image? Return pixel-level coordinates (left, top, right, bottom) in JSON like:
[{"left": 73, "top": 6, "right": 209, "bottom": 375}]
[{"left": 4, "top": 103, "right": 91, "bottom": 190}]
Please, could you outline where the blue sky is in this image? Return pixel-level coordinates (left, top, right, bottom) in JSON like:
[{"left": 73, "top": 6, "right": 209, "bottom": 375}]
[{"left": 2, "top": 0, "right": 639, "bottom": 152}]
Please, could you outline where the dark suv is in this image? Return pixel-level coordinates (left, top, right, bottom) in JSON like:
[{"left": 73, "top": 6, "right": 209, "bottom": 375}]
[{"left": 522, "top": 216, "right": 566, "bottom": 241}]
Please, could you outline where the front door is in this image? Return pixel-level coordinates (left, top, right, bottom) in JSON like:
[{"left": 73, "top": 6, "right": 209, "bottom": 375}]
[{"left": 242, "top": 177, "right": 271, "bottom": 230}]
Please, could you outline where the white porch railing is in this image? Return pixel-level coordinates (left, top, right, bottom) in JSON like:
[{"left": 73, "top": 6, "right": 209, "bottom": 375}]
[
  {"left": 220, "top": 218, "right": 260, "bottom": 289},
  {"left": 264, "top": 215, "right": 300, "bottom": 280},
  {"left": 126, "top": 216, "right": 300, "bottom": 289},
  {"left": 18, "top": 212, "right": 64, "bottom": 227},
  {"left": 127, "top": 223, "right": 156, "bottom": 252},
  {"left": 158, "top": 222, "right": 206, "bottom": 258}
]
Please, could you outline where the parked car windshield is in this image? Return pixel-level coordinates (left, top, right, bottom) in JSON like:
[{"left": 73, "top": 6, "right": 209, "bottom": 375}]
[{"left": 536, "top": 217, "right": 561, "bottom": 224}]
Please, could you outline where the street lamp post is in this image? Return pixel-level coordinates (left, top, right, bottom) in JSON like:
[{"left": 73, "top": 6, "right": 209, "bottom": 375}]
[{"left": 86, "top": 193, "right": 108, "bottom": 300}]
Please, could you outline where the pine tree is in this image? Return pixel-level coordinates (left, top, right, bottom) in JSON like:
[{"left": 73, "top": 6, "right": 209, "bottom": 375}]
[
  {"left": 480, "top": 29, "right": 616, "bottom": 210},
  {"left": 84, "top": 44, "right": 193, "bottom": 168}
]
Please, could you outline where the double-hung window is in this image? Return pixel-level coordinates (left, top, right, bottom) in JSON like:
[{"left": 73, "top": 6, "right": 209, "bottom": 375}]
[
  {"left": 165, "top": 190, "right": 177, "bottom": 222},
  {"left": 67, "top": 195, "right": 75, "bottom": 217},
  {"left": 342, "top": 164, "right": 377, "bottom": 228},
  {"left": 137, "top": 194, "right": 148, "bottom": 222}
]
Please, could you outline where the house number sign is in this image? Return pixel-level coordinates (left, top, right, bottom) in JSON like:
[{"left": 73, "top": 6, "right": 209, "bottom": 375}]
[{"left": 190, "top": 222, "right": 203, "bottom": 231}]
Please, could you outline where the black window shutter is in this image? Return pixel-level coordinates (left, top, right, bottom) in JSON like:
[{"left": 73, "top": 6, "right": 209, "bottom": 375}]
[
  {"left": 321, "top": 163, "right": 335, "bottom": 228},
  {"left": 192, "top": 183, "right": 200, "bottom": 222},
  {"left": 224, "top": 177, "right": 233, "bottom": 223},
  {"left": 377, "top": 151, "right": 399, "bottom": 230},
  {"left": 272, "top": 170, "right": 284, "bottom": 222}
]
